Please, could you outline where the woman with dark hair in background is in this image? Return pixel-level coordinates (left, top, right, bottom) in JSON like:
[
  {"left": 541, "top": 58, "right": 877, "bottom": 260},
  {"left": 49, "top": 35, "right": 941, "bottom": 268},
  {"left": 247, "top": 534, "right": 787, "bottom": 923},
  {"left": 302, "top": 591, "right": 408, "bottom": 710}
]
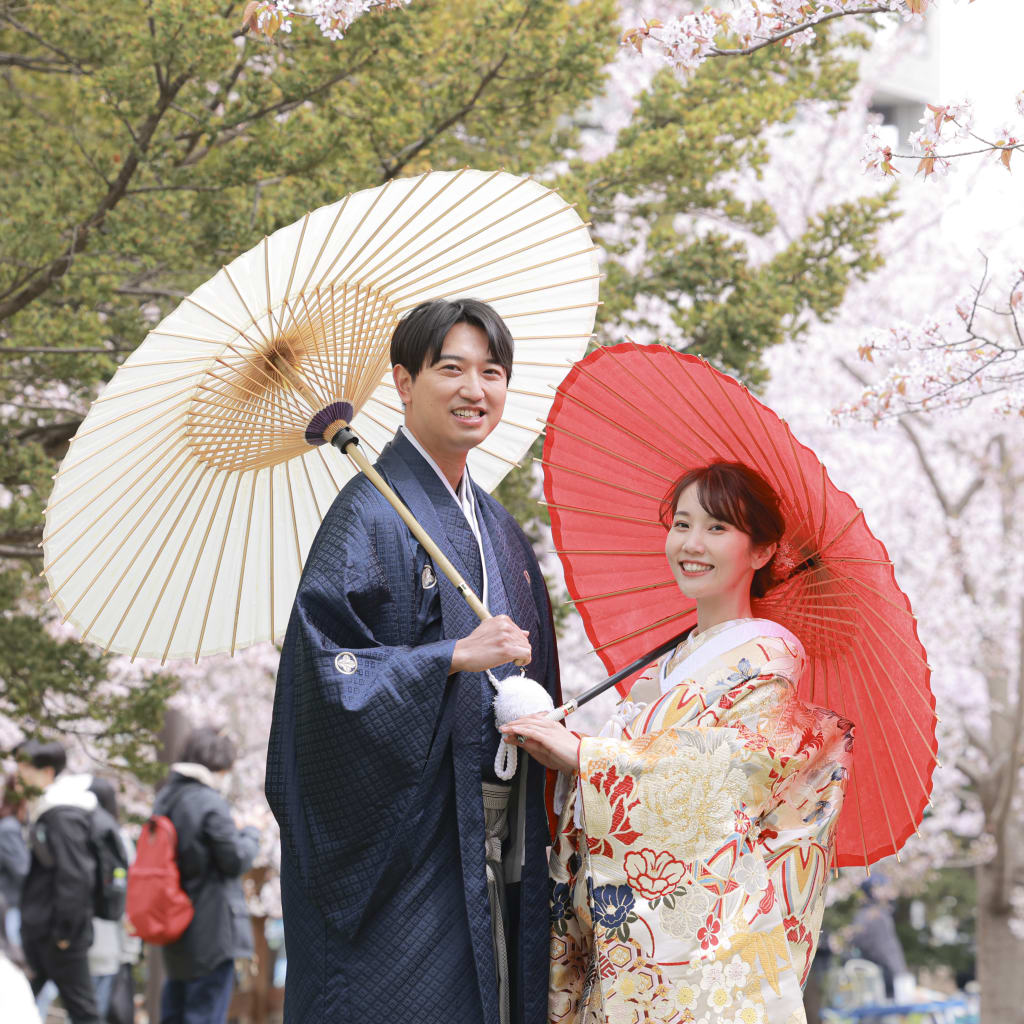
[
  {"left": 504, "top": 462, "right": 854, "bottom": 1024},
  {"left": 0, "top": 775, "right": 30, "bottom": 951},
  {"left": 155, "top": 727, "right": 259, "bottom": 1024}
]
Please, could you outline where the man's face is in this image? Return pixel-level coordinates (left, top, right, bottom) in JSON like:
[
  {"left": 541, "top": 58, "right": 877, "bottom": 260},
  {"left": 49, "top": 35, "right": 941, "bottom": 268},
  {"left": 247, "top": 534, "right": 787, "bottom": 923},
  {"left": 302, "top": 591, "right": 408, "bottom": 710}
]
[
  {"left": 16, "top": 761, "right": 53, "bottom": 795},
  {"left": 393, "top": 322, "right": 508, "bottom": 468}
]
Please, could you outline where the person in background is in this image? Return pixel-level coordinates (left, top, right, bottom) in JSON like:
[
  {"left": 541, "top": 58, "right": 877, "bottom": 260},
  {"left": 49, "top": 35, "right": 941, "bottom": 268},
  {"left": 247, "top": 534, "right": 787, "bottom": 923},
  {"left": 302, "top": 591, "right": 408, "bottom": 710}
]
[
  {"left": 87, "top": 776, "right": 133, "bottom": 1020},
  {"left": 850, "top": 875, "right": 908, "bottom": 1000},
  {"left": 16, "top": 739, "right": 100, "bottom": 1024},
  {"left": 156, "top": 727, "right": 259, "bottom": 1024},
  {"left": 0, "top": 774, "right": 30, "bottom": 949},
  {"left": 0, "top": 893, "right": 41, "bottom": 1024}
]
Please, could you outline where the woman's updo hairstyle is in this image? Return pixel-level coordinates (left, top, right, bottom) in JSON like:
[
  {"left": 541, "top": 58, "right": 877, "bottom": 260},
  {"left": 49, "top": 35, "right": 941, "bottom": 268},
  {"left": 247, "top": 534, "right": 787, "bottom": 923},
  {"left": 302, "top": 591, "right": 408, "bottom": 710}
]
[{"left": 659, "top": 461, "right": 786, "bottom": 598}]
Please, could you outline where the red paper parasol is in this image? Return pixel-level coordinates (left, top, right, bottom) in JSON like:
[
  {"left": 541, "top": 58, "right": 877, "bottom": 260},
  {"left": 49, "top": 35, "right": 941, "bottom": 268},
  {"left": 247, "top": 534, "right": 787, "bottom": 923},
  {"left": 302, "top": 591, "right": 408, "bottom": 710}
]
[{"left": 541, "top": 342, "right": 936, "bottom": 869}]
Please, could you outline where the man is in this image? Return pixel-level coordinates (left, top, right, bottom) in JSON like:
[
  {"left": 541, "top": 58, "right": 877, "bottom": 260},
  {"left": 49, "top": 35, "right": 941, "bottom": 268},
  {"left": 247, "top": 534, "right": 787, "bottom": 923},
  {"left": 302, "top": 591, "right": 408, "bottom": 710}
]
[
  {"left": 266, "top": 298, "right": 559, "bottom": 1024},
  {"left": 16, "top": 740, "right": 100, "bottom": 1024}
]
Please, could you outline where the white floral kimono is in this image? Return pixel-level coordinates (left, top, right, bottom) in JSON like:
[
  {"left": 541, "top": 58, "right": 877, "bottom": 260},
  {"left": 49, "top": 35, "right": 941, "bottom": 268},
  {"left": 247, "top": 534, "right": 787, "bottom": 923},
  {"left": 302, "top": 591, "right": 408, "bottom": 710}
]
[{"left": 549, "top": 618, "right": 853, "bottom": 1024}]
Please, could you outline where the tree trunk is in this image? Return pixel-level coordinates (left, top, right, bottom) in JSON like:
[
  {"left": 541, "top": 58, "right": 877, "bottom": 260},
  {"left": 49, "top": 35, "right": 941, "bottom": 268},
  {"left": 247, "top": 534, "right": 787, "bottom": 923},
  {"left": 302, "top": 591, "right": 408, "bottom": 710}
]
[{"left": 976, "top": 857, "right": 1024, "bottom": 1021}]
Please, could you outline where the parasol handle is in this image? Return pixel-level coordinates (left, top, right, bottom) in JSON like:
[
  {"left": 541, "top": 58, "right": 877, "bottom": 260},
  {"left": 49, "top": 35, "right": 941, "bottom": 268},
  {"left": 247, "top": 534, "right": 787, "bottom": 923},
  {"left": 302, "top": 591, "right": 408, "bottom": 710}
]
[
  {"left": 330, "top": 428, "right": 491, "bottom": 622},
  {"left": 545, "top": 627, "right": 693, "bottom": 722}
]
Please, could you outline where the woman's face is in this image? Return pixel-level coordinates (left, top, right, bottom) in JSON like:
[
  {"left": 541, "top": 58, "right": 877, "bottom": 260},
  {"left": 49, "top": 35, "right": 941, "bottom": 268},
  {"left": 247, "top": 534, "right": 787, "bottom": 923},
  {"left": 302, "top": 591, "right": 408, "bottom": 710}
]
[{"left": 665, "top": 482, "right": 772, "bottom": 603}]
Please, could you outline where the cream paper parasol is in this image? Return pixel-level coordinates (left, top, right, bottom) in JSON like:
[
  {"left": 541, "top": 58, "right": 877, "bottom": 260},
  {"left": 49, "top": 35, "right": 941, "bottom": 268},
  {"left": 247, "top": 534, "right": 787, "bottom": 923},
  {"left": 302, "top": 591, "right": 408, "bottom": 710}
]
[{"left": 43, "top": 168, "right": 600, "bottom": 662}]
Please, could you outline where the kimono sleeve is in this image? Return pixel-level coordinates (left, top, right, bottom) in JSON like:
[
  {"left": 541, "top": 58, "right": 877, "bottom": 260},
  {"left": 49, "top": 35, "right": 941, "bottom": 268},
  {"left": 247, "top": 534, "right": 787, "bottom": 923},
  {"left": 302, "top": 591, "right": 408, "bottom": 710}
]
[
  {"left": 756, "top": 706, "right": 853, "bottom": 986},
  {"left": 266, "top": 488, "right": 457, "bottom": 936},
  {"left": 576, "top": 669, "right": 795, "bottom": 877}
]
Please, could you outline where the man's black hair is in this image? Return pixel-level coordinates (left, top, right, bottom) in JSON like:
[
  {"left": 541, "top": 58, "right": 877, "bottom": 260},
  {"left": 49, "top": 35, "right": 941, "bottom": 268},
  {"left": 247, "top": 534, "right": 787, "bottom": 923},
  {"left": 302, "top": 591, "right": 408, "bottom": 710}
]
[
  {"left": 14, "top": 739, "right": 66, "bottom": 776},
  {"left": 180, "top": 726, "right": 237, "bottom": 774},
  {"left": 389, "top": 298, "right": 514, "bottom": 381}
]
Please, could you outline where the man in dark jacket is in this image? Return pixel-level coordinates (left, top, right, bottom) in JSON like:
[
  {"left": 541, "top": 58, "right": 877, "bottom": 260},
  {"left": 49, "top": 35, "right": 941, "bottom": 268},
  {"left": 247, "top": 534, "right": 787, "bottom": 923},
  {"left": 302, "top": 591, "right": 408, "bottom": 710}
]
[
  {"left": 157, "top": 726, "right": 259, "bottom": 1024},
  {"left": 16, "top": 739, "right": 101, "bottom": 1024}
]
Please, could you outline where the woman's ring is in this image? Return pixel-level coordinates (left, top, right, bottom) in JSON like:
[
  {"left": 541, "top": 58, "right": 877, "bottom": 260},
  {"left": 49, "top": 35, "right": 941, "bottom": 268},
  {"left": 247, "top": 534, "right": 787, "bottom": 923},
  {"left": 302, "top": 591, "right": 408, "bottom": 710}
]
[{"left": 516, "top": 735, "right": 526, "bottom": 746}]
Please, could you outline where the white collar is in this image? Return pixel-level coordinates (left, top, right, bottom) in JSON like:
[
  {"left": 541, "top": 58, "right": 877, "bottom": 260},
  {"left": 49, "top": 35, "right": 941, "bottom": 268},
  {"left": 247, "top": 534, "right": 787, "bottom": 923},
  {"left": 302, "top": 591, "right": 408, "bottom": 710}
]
[
  {"left": 400, "top": 425, "right": 473, "bottom": 507},
  {"left": 659, "top": 618, "right": 801, "bottom": 694},
  {"left": 171, "top": 762, "right": 219, "bottom": 790},
  {"left": 400, "top": 425, "right": 488, "bottom": 608},
  {"left": 30, "top": 773, "right": 97, "bottom": 823}
]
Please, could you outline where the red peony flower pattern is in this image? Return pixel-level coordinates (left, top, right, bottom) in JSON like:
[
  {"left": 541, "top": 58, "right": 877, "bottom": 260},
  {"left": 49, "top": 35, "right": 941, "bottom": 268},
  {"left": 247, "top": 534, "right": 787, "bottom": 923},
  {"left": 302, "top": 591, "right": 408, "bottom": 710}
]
[
  {"left": 623, "top": 848, "right": 688, "bottom": 899},
  {"left": 586, "top": 763, "right": 641, "bottom": 858}
]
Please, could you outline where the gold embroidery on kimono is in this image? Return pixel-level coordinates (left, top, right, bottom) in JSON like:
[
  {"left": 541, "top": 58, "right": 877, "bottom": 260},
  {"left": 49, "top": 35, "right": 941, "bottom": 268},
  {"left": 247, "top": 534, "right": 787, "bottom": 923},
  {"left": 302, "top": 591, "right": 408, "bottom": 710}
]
[{"left": 548, "top": 618, "right": 854, "bottom": 1024}]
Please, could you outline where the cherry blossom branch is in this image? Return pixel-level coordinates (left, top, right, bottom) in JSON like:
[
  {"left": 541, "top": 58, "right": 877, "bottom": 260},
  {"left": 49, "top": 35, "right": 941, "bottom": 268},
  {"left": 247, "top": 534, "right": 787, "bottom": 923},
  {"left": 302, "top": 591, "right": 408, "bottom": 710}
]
[
  {"left": 627, "top": 3, "right": 1024, "bottom": 179},
  {"left": 836, "top": 258, "right": 1024, "bottom": 419},
  {"left": 240, "top": 0, "right": 411, "bottom": 41},
  {"left": 644, "top": 5, "right": 893, "bottom": 59}
]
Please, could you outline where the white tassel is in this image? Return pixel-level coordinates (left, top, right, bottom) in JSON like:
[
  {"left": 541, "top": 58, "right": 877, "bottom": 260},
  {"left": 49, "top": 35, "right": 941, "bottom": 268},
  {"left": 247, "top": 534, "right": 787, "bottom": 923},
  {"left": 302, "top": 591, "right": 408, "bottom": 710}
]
[{"left": 488, "top": 670, "right": 554, "bottom": 781}]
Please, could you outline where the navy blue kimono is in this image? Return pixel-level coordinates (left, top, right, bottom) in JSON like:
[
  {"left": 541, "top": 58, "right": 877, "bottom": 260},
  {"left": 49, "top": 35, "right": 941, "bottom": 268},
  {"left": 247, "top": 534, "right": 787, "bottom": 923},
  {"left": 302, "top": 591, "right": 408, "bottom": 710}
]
[{"left": 266, "top": 429, "right": 559, "bottom": 1024}]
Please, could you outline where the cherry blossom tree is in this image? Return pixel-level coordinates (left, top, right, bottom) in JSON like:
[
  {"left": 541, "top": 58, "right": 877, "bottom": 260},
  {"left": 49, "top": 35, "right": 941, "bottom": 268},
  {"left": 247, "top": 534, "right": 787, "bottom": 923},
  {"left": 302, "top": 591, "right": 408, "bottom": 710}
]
[
  {"left": 743, "top": 85, "right": 1024, "bottom": 1016},
  {"left": 839, "top": 258, "right": 1024, "bottom": 418},
  {"left": 625, "top": 1, "right": 1024, "bottom": 178}
]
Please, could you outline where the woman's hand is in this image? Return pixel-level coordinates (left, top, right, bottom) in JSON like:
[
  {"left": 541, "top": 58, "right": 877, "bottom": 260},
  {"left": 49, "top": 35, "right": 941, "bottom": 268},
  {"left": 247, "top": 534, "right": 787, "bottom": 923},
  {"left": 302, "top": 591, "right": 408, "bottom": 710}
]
[{"left": 500, "top": 713, "right": 580, "bottom": 774}]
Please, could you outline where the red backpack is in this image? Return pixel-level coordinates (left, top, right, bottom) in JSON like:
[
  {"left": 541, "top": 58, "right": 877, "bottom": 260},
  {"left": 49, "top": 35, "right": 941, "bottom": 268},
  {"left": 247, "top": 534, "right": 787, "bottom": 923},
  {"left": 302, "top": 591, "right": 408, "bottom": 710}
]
[{"left": 126, "top": 810, "right": 194, "bottom": 945}]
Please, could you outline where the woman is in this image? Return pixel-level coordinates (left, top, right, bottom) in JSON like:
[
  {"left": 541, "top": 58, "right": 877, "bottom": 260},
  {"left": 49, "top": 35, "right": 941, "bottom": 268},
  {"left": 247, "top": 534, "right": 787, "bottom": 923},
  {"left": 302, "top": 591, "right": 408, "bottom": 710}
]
[
  {"left": 0, "top": 775, "right": 30, "bottom": 950},
  {"left": 504, "top": 462, "right": 854, "bottom": 1023},
  {"left": 156, "top": 727, "right": 259, "bottom": 1024}
]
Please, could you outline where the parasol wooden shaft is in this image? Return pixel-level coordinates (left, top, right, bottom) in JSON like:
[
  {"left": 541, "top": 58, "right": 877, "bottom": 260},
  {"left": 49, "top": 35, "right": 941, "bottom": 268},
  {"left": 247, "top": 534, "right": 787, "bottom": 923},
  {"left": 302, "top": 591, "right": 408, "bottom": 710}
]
[
  {"left": 546, "top": 627, "right": 692, "bottom": 722},
  {"left": 330, "top": 427, "right": 492, "bottom": 623},
  {"left": 272, "top": 353, "right": 493, "bottom": 622}
]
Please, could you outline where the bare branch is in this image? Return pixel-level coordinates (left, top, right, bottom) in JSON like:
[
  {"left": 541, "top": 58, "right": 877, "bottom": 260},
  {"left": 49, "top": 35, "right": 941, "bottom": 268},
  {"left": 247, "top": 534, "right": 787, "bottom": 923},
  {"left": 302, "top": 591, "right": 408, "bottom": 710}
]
[
  {"left": 0, "top": 52, "right": 79, "bottom": 74},
  {"left": 0, "top": 544, "right": 42, "bottom": 560},
  {"left": 0, "top": 12, "right": 89, "bottom": 72},
  {"left": 705, "top": 5, "right": 892, "bottom": 57},
  {"left": 380, "top": 5, "right": 526, "bottom": 180}
]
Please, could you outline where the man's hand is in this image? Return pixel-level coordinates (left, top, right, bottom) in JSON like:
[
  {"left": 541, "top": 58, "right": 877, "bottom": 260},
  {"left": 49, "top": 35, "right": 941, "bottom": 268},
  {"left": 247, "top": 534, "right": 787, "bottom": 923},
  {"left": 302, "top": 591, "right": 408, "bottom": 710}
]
[
  {"left": 500, "top": 713, "right": 580, "bottom": 774},
  {"left": 450, "top": 615, "right": 531, "bottom": 674}
]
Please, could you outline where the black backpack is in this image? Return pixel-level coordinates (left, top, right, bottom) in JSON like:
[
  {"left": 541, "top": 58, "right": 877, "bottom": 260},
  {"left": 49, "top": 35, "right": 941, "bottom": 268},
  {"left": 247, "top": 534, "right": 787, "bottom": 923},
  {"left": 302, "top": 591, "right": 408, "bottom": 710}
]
[{"left": 90, "top": 806, "right": 129, "bottom": 921}]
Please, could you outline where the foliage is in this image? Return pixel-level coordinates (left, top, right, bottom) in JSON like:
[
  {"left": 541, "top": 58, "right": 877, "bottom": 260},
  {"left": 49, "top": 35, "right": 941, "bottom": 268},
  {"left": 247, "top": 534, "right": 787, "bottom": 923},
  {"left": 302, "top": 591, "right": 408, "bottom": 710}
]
[
  {"left": 0, "top": 571, "right": 177, "bottom": 781},
  {"left": 0, "top": 0, "right": 617, "bottom": 767}
]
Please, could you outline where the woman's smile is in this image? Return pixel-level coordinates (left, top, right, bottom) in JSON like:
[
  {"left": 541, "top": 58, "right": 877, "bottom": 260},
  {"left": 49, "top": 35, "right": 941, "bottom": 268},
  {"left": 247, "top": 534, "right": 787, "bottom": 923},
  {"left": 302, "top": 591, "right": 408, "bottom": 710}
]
[{"left": 679, "top": 560, "right": 714, "bottom": 576}]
